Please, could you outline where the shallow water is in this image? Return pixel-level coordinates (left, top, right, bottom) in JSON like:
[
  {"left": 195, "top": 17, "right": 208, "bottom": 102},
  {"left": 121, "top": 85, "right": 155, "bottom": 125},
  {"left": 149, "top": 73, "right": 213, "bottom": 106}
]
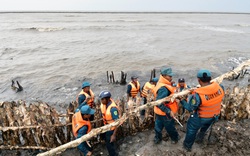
[{"left": 0, "top": 13, "right": 250, "bottom": 105}]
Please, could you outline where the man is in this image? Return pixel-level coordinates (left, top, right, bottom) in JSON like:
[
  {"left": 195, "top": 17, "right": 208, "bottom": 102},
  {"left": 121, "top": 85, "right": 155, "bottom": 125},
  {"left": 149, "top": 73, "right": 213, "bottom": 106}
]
[
  {"left": 99, "top": 91, "right": 119, "bottom": 156},
  {"left": 72, "top": 105, "right": 95, "bottom": 156},
  {"left": 176, "top": 78, "right": 190, "bottom": 92},
  {"left": 76, "top": 81, "right": 95, "bottom": 110},
  {"left": 153, "top": 67, "right": 179, "bottom": 144},
  {"left": 141, "top": 77, "right": 158, "bottom": 115},
  {"left": 127, "top": 76, "right": 140, "bottom": 101},
  {"left": 180, "top": 69, "right": 224, "bottom": 151}
]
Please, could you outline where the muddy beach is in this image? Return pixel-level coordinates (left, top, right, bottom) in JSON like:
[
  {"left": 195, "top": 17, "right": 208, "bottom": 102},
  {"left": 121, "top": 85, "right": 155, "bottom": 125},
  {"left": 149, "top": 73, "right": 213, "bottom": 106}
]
[{"left": 1, "top": 120, "right": 249, "bottom": 156}]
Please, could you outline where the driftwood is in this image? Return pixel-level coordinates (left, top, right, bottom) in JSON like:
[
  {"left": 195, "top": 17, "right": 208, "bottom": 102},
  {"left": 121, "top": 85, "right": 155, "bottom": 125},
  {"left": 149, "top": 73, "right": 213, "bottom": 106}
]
[{"left": 37, "top": 59, "right": 250, "bottom": 156}]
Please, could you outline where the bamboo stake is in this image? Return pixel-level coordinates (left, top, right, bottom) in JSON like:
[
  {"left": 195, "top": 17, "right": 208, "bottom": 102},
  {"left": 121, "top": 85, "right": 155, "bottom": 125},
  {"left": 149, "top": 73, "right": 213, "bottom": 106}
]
[
  {"left": 0, "top": 124, "right": 71, "bottom": 132},
  {"left": 0, "top": 145, "right": 50, "bottom": 150},
  {"left": 106, "top": 71, "right": 109, "bottom": 83},
  {"left": 111, "top": 71, "right": 115, "bottom": 83},
  {"left": 0, "top": 118, "right": 104, "bottom": 132},
  {"left": 36, "top": 59, "right": 250, "bottom": 156}
]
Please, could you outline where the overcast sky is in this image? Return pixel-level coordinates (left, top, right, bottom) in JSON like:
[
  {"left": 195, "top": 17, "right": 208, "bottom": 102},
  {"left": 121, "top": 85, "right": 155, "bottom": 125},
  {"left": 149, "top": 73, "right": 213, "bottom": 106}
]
[{"left": 1, "top": 0, "right": 250, "bottom": 13}]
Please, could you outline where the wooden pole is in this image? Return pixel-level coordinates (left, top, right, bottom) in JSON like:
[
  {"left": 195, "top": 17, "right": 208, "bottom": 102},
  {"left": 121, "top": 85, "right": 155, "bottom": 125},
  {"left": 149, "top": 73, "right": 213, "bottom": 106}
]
[
  {"left": 111, "top": 71, "right": 115, "bottom": 84},
  {"left": 109, "top": 75, "right": 112, "bottom": 83},
  {"left": 106, "top": 71, "right": 109, "bottom": 83},
  {"left": 150, "top": 69, "right": 153, "bottom": 81}
]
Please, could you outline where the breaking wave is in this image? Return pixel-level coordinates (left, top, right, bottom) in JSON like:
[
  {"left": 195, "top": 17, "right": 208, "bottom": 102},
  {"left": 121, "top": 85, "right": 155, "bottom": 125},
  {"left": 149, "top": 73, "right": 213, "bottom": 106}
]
[
  {"left": 197, "top": 26, "right": 244, "bottom": 33},
  {"left": 183, "top": 21, "right": 244, "bottom": 33},
  {"left": 235, "top": 24, "right": 250, "bottom": 27},
  {"left": 16, "top": 27, "right": 65, "bottom": 32},
  {"left": 29, "top": 27, "right": 64, "bottom": 32}
]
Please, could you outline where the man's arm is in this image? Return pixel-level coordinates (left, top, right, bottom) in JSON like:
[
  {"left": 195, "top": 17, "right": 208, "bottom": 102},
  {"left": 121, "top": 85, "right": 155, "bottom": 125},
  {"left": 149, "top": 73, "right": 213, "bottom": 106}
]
[
  {"left": 110, "top": 107, "right": 119, "bottom": 142},
  {"left": 180, "top": 93, "right": 201, "bottom": 112},
  {"left": 78, "top": 94, "right": 86, "bottom": 105},
  {"left": 156, "top": 87, "right": 171, "bottom": 114},
  {"left": 77, "top": 126, "right": 92, "bottom": 155},
  {"left": 127, "top": 84, "right": 132, "bottom": 101},
  {"left": 75, "top": 94, "right": 87, "bottom": 112}
]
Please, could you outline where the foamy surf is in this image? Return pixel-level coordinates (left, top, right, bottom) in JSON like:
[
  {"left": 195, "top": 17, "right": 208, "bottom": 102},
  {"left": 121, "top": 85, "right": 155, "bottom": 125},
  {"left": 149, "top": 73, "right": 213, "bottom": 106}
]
[{"left": 29, "top": 27, "right": 64, "bottom": 32}]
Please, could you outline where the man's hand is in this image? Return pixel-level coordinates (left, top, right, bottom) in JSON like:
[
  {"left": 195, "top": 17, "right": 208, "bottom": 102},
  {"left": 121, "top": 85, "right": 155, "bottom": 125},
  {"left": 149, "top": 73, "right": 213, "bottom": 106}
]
[
  {"left": 169, "top": 111, "right": 175, "bottom": 118},
  {"left": 85, "top": 96, "right": 91, "bottom": 102},
  {"left": 171, "top": 81, "right": 176, "bottom": 86},
  {"left": 110, "top": 134, "right": 116, "bottom": 143},
  {"left": 86, "top": 151, "right": 92, "bottom": 156},
  {"left": 188, "top": 88, "right": 195, "bottom": 93}
]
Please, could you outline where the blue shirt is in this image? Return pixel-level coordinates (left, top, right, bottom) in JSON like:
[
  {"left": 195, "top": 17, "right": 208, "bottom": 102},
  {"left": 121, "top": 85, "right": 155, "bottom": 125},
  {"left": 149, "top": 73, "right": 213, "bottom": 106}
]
[
  {"left": 77, "top": 126, "right": 91, "bottom": 155},
  {"left": 75, "top": 101, "right": 87, "bottom": 113},
  {"left": 127, "top": 84, "right": 132, "bottom": 96},
  {"left": 78, "top": 94, "right": 86, "bottom": 105},
  {"left": 156, "top": 86, "right": 171, "bottom": 114},
  {"left": 180, "top": 93, "right": 201, "bottom": 112}
]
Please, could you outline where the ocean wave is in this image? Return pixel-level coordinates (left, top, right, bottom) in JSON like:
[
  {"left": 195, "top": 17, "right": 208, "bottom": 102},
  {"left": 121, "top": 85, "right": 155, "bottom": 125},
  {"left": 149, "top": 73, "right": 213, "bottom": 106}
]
[
  {"left": 29, "top": 27, "right": 64, "bottom": 32},
  {"left": 183, "top": 21, "right": 244, "bottom": 33},
  {"left": 198, "top": 26, "right": 244, "bottom": 33},
  {"left": 228, "top": 56, "right": 248, "bottom": 65},
  {"left": 235, "top": 24, "right": 250, "bottom": 27},
  {"left": 86, "top": 19, "right": 142, "bottom": 23},
  {"left": 16, "top": 27, "right": 65, "bottom": 32}
]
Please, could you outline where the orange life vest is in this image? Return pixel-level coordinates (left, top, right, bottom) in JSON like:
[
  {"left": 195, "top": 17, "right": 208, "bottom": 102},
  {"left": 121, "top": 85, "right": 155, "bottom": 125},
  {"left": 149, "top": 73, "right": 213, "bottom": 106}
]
[
  {"left": 177, "top": 83, "right": 187, "bottom": 88},
  {"left": 153, "top": 75, "right": 179, "bottom": 115},
  {"left": 129, "top": 81, "right": 140, "bottom": 98},
  {"left": 72, "top": 111, "right": 92, "bottom": 137},
  {"left": 77, "top": 89, "right": 95, "bottom": 108},
  {"left": 141, "top": 82, "right": 155, "bottom": 98},
  {"left": 176, "top": 83, "right": 188, "bottom": 92},
  {"left": 100, "top": 99, "right": 119, "bottom": 130},
  {"left": 195, "top": 82, "right": 224, "bottom": 118}
]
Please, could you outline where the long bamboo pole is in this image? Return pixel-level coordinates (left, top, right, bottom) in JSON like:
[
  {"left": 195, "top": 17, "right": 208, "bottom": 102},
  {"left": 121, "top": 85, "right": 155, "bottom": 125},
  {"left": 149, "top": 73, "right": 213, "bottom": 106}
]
[
  {"left": 37, "top": 114, "right": 127, "bottom": 156},
  {"left": 33, "top": 59, "right": 250, "bottom": 156}
]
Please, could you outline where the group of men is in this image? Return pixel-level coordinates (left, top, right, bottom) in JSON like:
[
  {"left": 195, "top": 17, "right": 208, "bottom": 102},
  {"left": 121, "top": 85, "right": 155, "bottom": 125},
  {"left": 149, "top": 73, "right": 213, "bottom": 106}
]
[
  {"left": 73, "top": 82, "right": 119, "bottom": 156},
  {"left": 72, "top": 67, "right": 225, "bottom": 155}
]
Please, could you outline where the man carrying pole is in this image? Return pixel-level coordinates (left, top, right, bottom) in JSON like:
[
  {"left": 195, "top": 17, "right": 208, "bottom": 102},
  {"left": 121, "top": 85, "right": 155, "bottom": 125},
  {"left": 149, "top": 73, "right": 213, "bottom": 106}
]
[
  {"left": 72, "top": 105, "right": 95, "bottom": 156},
  {"left": 179, "top": 69, "right": 224, "bottom": 151},
  {"left": 153, "top": 67, "right": 180, "bottom": 144}
]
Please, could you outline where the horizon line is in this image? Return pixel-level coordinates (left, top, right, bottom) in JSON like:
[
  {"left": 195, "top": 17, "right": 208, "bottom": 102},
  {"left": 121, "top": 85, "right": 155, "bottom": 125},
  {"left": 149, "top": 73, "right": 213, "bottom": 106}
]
[{"left": 0, "top": 11, "right": 250, "bottom": 14}]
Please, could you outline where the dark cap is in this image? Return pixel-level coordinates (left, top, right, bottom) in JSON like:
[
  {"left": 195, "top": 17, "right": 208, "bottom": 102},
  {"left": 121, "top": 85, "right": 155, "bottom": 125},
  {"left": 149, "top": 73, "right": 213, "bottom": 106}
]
[
  {"left": 131, "top": 76, "right": 138, "bottom": 80},
  {"left": 178, "top": 78, "right": 185, "bottom": 83}
]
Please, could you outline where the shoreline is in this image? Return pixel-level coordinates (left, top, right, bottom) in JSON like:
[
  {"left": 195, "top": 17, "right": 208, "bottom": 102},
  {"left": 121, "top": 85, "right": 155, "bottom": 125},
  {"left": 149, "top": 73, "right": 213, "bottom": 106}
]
[{"left": 0, "top": 11, "right": 250, "bottom": 14}]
